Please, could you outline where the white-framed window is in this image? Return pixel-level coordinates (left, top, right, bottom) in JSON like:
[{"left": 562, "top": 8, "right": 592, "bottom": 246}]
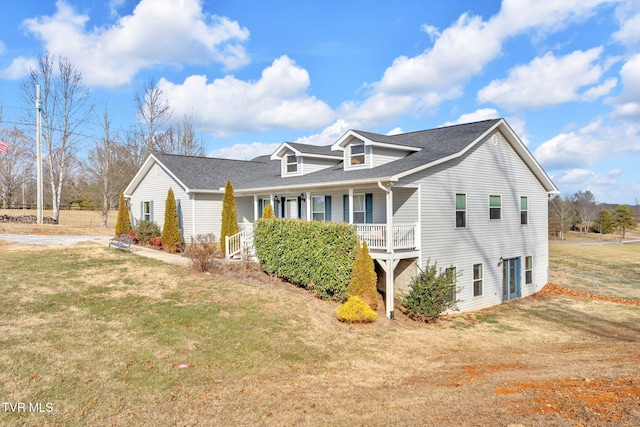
[
  {"left": 286, "top": 154, "right": 298, "bottom": 173},
  {"left": 520, "top": 196, "right": 528, "bottom": 225},
  {"left": 353, "top": 194, "right": 366, "bottom": 223},
  {"left": 143, "top": 201, "right": 151, "bottom": 221},
  {"left": 489, "top": 195, "right": 501, "bottom": 220},
  {"left": 473, "top": 263, "right": 483, "bottom": 297},
  {"left": 350, "top": 142, "right": 365, "bottom": 166},
  {"left": 525, "top": 256, "right": 533, "bottom": 284},
  {"left": 456, "top": 193, "right": 466, "bottom": 228},
  {"left": 312, "top": 196, "right": 325, "bottom": 221}
]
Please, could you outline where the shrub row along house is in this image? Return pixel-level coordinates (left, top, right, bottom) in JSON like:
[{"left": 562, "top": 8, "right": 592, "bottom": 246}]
[{"left": 124, "top": 119, "right": 558, "bottom": 318}]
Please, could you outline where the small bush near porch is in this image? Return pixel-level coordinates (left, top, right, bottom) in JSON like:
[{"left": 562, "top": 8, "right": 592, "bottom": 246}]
[{"left": 254, "top": 218, "right": 358, "bottom": 301}]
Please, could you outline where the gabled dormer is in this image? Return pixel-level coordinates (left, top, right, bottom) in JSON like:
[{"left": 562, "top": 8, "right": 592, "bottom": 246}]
[
  {"left": 332, "top": 130, "right": 422, "bottom": 171},
  {"left": 270, "top": 142, "right": 341, "bottom": 177}
]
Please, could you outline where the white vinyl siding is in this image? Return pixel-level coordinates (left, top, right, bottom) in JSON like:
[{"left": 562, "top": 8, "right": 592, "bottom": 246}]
[
  {"left": 235, "top": 196, "right": 254, "bottom": 226},
  {"left": 392, "top": 187, "right": 419, "bottom": 224},
  {"left": 371, "top": 146, "right": 408, "bottom": 167},
  {"left": 192, "top": 193, "right": 223, "bottom": 241},
  {"left": 128, "top": 161, "right": 191, "bottom": 237},
  {"left": 401, "top": 130, "right": 550, "bottom": 313},
  {"left": 301, "top": 157, "right": 340, "bottom": 174}
]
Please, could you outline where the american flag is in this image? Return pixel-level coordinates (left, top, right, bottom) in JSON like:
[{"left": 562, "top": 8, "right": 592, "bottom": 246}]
[{"left": 0, "top": 141, "right": 7, "bottom": 153}]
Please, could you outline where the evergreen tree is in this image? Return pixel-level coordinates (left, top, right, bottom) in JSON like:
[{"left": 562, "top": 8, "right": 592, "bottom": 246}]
[
  {"left": 594, "top": 209, "right": 613, "bottom": 234},
  {"left": 611, "top": 205, "right": 636, "bottom": 241},
  {"left": 115, "top": 192, "right": 132, "bottom": 237},
  {"left": 220, "top": 179, "right": 239, "bottom": 257},
  {"left": 161, "top": 188, "right": 182, "bottom": 252},
  {"left": 262, "top": 203, "right": 275, "bottom": 219},
  {"left": 348, "top": 241, "right": 378, "bottom": 310}
]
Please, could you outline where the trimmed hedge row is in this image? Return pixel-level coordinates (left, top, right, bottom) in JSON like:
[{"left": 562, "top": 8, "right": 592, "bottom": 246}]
[{"left": 254, "top": 219, "right": 358, "bottom": 301}]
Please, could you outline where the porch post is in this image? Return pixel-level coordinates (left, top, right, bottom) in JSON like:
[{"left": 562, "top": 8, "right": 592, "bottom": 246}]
[
  {"left": 385, "top": 186, "right": 395, "bottom": 319},
  {"left": 253, "top": 195, "right": 259, "bottom": 222},
  {"left": 348, "top": 188, "right": 354, "bottom": 224},
  {"left": 306, "top": 191, "right": 311, "bottom": 221}
]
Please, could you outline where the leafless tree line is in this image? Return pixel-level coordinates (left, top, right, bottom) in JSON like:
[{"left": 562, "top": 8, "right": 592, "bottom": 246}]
[{"left": 0, "top": 52, "right": 206, "bottom": 228}]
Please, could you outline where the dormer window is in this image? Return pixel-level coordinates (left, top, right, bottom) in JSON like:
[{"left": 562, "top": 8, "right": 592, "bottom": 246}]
[
  {"left": 286, "top": 154, "right": 298, "bottom": 173},
  {"left": 350, "top": 142, "right": 365, "bottom": 166}
]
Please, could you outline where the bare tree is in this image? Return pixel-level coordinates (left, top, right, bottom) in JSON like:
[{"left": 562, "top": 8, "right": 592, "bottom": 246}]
[
  {"left": 0, "top": 126, "right": 34, "bottom": 208},
  {"left": 570, "top": 190, "right": 597, "bottom": 233},
  {"left": 134, "top": 77, "right": 172, "bottom": 155},
  {"left": 549, "top": 195, "right": 576, "bottom": 240},
  {"left": 22, "top": 52, "right": 93, "bottom": 221},
  {"left": 86, "top": 103, "right": 131, "bottom": 228},
  {"left": 160, "top": 114, "right": 205, "bottom": 156}
]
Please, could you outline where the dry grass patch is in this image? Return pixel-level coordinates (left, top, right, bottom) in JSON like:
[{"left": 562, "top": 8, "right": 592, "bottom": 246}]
[
  {"left": 0, "top": 243, "right": 638, "bottom": 426},
  {"left": 0, "top": 209, "right": 115, "bottom": 236}
]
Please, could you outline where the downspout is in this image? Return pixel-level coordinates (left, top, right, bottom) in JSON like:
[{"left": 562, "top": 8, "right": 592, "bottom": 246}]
[{"left": 378, "top": 181, "right": 395, "bottom": 320}]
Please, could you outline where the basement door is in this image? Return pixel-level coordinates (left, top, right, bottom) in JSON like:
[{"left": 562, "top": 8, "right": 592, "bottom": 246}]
[{"left": 502, "top": 257, "right": 522, "bottom": 302}]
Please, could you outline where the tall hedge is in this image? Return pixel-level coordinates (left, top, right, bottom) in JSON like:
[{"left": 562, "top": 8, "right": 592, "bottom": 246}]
[
  {"left": 115, "top": 192, "right": 131, "bottom": 237},
  {"left": 254, "top": 219, "right": 358, "bottom": 301},
  {"left": 220, "top": 179, "right": 239, "bottom": 257},
  {"left": 161, "top": 188, "right": 182, "bottom": 252}
]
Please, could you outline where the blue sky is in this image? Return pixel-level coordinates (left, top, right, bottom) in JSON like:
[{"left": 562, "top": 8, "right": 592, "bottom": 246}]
[{"left": 1, "top": 0, "right": 640, "bottom": 204}]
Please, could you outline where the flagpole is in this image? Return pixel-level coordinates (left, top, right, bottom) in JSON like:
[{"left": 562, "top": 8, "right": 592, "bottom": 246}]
[{"left": 36, "top": 84, "right": 43, "bottom": 225}]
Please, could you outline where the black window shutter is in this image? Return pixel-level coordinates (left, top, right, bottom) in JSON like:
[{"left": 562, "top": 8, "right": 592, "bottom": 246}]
[
  {"left": 343, "top": 195, "right": 349, "bottom": 222},
  {"left": 325, "top": 196, "right": 332, "bottom": 221},
  {"left": 365, "top": 193, "right": 373, "bottom": 223}
]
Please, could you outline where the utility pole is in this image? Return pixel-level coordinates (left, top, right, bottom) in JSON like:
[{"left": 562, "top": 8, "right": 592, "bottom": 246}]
[{"left": 36, "top": 84, "right": 43, "bottom": 225}]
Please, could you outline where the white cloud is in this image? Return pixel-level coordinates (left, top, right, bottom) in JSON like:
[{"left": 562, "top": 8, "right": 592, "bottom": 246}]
[
  {"left": 160, "top": 56, "right": 334, "bottom": 137},
  {"left": 608, "top": 168, "right": 623, "bottom": 176},
  {"left": 0, "top": 56, "right": 37, "bottom": 79},
  {"left": 293, "top": 119, "right": 350, "bottom": 146},
  {"left": 341, "top": 0, "right": 616, "bottom": 125},
  {"left": 534, "top": 120, "right": 608, "bottom": 169},
  {"left": 13, "top": 0, "right": 250, "bottom": 86},
  {"left": 209, "top": 141, "right": 279, "bottom": 160},
  {"left": 613, "top": 12, "right": 640, "bottom": 46},
  {"left": 535, "top": 118, "right": 640, "bottom": 171},
  {"left": 478, "top": 48, "right": 617, "bottom": 110},
  {"left": 440, "top": 108, "right": 501, "bottom": 127},
  {"left": 611, "top": 53, "right": 640, "bottom": 118},
  {"left": 386, "top": 127, "right": 404, "bottom": 136}
]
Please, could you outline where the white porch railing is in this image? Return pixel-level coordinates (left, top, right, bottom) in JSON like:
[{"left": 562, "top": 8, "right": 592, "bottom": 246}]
[
  {"left": 356, "top": 223, "right": 417, "bottom": 251},
  {"left": 225, "top": 224, "right": 255, "bottom": 259}
]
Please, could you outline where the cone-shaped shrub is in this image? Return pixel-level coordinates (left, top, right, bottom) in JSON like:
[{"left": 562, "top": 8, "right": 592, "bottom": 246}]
[
  {"left": 161, "top": 188, "right": 182, "bottom": 252},
  {"left": 336, "top": 296, "right": 377, "bottom": 323},
  {"left": 115, "top": 192, "right": 132, "bottom": 237},
  {"left": 262, "top": 203, "right": 275, "bottom": 219},
  {"left": 220, "top": 179, "right": 239, "bottom": 257},
  {"left": 348, "top": 241, "right": 378, "bottom": 310}
]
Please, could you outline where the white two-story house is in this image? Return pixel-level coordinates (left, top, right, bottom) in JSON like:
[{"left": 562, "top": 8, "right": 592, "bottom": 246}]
[{"left": 124, "top": 119, "right": 558, "bottom": 319}]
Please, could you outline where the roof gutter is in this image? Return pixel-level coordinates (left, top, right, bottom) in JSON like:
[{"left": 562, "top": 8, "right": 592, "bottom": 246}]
[{"left": 232, "top": 176, "right": 398, "bottom": 195}]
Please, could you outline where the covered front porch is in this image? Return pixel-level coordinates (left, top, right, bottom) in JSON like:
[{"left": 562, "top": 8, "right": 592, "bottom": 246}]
[{"left": 228, "top": 183, "right": 422, "bottom": 318}]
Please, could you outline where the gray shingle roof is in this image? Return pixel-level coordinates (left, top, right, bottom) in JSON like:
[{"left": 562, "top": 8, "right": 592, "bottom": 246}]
[
  {"left": 285, "top": 142, "right": 341, "bottom": 157},
  {"left": 153, "top": 119, "right": 502, "bottom": 191}
]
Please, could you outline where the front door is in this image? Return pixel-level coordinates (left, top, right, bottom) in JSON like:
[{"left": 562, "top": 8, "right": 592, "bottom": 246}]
[
  {"left": 502, "top": 257, "right": 521, "bottom": 301},
  {"left": 285, "top": 198, "right": 298, "bottom": 218}
]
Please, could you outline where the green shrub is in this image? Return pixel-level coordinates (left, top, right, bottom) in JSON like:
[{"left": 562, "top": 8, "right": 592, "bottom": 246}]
[
  {"left": 134, "top": 219, "right": 161, "bottom": 245},
  {"left": 348, "top": 241, "right": 378, "bottom": 310},
  {"left": 220, "top": 180, "right": 239, "bottom": 257},
  {"left": 161, "top": 188, "right": 183, "bottom": 253},
  {"left": 336, "top": 296, "right": 377, "bottom": 323},
  {"left": 115, "top": 193, "right": 132, "bottom": 237},
  {"left": 401, "top": 259, "right": 458, "bottom": 322},
  {"left": 254, "top": 219, "right": 358, "bottom": 301}
]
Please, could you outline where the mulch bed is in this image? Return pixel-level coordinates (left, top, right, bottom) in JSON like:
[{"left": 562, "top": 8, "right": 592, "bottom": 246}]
[{"left": 536, "top": 283, "right": 640, "bottom": 307}]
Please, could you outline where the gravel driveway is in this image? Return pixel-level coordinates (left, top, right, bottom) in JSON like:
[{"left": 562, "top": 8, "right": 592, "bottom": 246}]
[{"left": 0, "top": 234, "right": 112, "bottom": 246}]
